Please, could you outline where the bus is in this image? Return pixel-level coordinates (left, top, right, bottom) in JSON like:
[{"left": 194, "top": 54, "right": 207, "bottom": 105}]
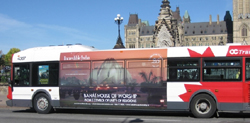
[{"left": 6, "top": 44, "right": 250, "bottom": 118}]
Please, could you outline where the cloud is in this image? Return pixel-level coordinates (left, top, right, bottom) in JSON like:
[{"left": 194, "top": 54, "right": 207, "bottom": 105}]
[
  {"left": 0, "top": 13, "right": 101, "bottom": 53},
  {"left": 37, "top": 24, "right": 98, "bottom": 42},
  {"left": 0, "top": 14, "right": 32, "bottom": 32}
]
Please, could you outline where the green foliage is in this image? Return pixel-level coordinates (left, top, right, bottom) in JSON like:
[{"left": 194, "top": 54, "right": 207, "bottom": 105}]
[
  {"left": 0, "top": 50, "right": 4, "bottom": 66},
  {"left": 0, "top": 75, "right": 10, "bottom": 83},
  {"left": 5, "top": 48, "right": 20, "bottom": 65},
  {"left": 0, "top": 55, "right": 4, "bottom": 66}
]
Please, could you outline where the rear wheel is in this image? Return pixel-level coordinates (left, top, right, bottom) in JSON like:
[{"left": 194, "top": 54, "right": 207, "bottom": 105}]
[
  {"left": 33, "top": 93, "right": 52, "bottom": 114},
  {"left": 190, "top": 94, "right": 216, "bottom": 118},
  {"left": 73, "top": 90, "right": 80, "bottom": 100}
]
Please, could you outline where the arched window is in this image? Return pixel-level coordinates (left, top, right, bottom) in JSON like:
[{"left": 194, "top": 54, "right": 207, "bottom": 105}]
[{"left": 242, "top": 27, "right": 247, "bottom": 36}]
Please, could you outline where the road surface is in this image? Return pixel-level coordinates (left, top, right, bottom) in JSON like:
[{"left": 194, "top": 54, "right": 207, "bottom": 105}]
[{"left": 1, "top": 107, "right": 250, "bottom": 123}]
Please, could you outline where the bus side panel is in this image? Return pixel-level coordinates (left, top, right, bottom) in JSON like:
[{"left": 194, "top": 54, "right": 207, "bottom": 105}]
[
  {"left": 167, "top": 82, "right": 244, "bottom": 111},
  {"left": 11, "top": 87, "right": 59, "bottom": 107}
]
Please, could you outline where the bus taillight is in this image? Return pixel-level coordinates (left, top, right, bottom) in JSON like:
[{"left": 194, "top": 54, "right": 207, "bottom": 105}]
[{"left": 7, "top": 86, "right": 12, "bottom": 100}]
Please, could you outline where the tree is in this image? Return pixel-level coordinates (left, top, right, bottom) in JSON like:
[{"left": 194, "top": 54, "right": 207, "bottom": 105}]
[
  {"left": 0, "top": 50, "right": 4, "bottom": 66},
  {"left": 5, "top": 48, "right": 20, "bottom": 65}
]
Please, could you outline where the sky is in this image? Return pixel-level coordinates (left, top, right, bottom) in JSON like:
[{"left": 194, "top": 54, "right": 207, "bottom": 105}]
[{"left": 0, "top": 0, "right": 232, "bottom": 54}]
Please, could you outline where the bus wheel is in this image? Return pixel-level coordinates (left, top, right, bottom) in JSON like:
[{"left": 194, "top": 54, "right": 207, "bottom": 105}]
[
  {"left": 190, "top": 94, "right": 216, "bottom": 118},
  {"left": 33, "top": 93, "right": 52, "bottom": 114},
  {"left": 73, "top": 91, "right": 80, "bottom": 100}
]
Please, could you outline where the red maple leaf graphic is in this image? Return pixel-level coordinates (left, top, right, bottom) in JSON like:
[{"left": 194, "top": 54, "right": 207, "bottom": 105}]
[
  {"left": 188, "top": 47, "right": 215, "bottom": 58},
  {"left": 178, "top": 82, "right": 243, "bottom": 103},
  {"left": 179, "top": 83, "right": 203, "bottom": 102}
]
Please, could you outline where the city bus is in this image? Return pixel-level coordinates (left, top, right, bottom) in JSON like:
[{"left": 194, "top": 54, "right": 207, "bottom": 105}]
[{"left": 5, "top": 44, "right": 250, "bottom": 118}]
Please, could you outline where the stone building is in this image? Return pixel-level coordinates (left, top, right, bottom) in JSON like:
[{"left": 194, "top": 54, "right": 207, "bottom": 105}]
[
  {"left": 124, "top": 0, "right": 237, "bottom": 48},
  {"left": 233, "top": 0, "right": 250, "bottom": 45},
  {"left": 181, "top": 12, "right": 233, "bottom": 46}
]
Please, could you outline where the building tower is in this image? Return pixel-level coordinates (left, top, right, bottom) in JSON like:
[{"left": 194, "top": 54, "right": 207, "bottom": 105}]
[
  {"left": 154, "top": 0, "right": 180, "bottom": 47},
  {"left": 124, "top": 14, "right": 140, "bottom": 48},
  {"left": 233, "top": 0, "right": 250, "bottom": 45},
  {"left": 183, "top": 10, "right": 191, "bottom": 23}
]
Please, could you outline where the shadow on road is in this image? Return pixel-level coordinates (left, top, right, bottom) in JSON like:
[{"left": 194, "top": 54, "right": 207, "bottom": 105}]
[
  {"left": 11, "top": 108, "right": 250, "bottom": 118},
  {"left": 12, "top": 108, "right": 191, "bottom": 117},
  {"left": 12, "top": 108, "right": 36, "bottom": 113}
]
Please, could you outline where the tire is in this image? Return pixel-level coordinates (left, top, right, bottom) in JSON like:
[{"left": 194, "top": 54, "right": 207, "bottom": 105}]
[
  {"left": 190, "top": 94, "right": 216, "bottom": 118},
  {"left": 33, "top": 93, "right": 53, "bottom": 114}
]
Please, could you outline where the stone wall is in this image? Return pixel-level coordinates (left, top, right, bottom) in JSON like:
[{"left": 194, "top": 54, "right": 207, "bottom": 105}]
[
  {"left": 0, "top": 85, "right": 8, "bottom": 107},
  {"left": 0, "top": 85, "right": 7, "bottom": 95}
]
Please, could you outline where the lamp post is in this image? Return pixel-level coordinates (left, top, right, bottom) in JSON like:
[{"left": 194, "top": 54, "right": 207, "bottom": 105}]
[
  {"left": 113, "top": 14, "right": 125, "bottom": 49},
  {"left": 114, "top": 14, "right": 123, "bottom": 37}
]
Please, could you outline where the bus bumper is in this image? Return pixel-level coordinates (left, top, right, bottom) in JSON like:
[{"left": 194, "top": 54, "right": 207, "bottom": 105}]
[{"left": 6, "top": 100, "right": 12, "bottom": 107}]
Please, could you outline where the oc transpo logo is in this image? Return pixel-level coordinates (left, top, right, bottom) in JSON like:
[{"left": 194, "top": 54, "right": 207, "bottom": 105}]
[
  {"left": 149, "top": 54, "right": 163, "bottom": 67},
  {"left": 229, "top": 49, "right": 238, "bottom": 55},
  {"left": 18, "top": 55, "right": 26, "bottom": 60}
]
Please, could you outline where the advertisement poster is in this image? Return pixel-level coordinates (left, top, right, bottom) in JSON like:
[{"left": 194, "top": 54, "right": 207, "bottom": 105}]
[
  {"left": 59, "top": 49, "right": 167, "bottom": 109},
  {"left": 39, "top": 65, "right": 49, "bottom": 84}
]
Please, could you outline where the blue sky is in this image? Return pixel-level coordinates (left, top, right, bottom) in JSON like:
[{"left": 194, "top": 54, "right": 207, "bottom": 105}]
[{"left": 0, "top": 0, "right": 232, "bottom": 54}]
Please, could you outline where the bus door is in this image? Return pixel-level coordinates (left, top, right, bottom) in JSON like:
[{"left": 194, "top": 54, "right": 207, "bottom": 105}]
[
  {"left": 245, "top": 58, "right": 250, "bottom": 109},
  {"left": 11, "top": 63, "right": 32, "bottom": 107}
]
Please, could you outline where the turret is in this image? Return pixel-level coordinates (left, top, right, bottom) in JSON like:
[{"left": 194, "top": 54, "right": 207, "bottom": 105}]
[{"left": 183, "top": 10, "right": 190, "bottom": 23}]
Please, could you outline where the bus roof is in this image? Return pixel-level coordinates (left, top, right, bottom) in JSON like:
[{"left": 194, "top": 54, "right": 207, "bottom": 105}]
[
  {"left": 12, "top": 45, "right": 97, "bottom": 63},
  {"left": 12, "top": 44, "right": 250, "bottom": 63}
]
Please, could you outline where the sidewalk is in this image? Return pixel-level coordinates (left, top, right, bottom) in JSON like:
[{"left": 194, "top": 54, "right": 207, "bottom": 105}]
[
  {"left": 0, "top": 86, "right": 29, "bottom": 110},
  {"left": 0, "top": 86, "right": 8, "bottom": 107},
  {"left": 0, "top": 94, "right": 8, "bottom": 107}
]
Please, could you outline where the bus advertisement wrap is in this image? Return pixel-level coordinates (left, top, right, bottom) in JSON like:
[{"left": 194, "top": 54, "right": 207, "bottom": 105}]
[{"left": 59, "top": 49, "right": 167, "bottom": 109}]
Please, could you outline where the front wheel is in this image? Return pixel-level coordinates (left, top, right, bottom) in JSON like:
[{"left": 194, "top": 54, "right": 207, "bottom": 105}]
[
  {"left": 190, "top": 94, "right": 216, "bottom": 118},
  {"left": 33, "top": 93, "right": 52, "bottom": 114}
]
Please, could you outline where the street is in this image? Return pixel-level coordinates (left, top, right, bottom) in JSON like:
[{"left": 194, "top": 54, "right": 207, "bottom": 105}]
[{"left": 1, "top": 107, "right": 250, "bottom": 123}]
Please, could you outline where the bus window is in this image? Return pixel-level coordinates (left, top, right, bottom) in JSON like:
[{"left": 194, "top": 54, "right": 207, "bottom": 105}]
[
  {"left": 203, "top": 58, "right": 242, "bottom": 81},
  {"left": 91, "top": 60, "right": 124, "bottom": 86},
  {"left": 60, "top": 62, "right": 90, "bottom": 86},
  {"left": 14, "top": 64, "right": 30, "bottom": 86},
  {"left": 32, "top": 63, "right": 59, "bottom": 86},
  {"left": 127, "top": 60, "right": 162, "bottom": 85},
  {"left": 38, "top": 65, "right": 49, "bottom": 84},
  {"left": 167, "top": 58, "right": 200, "bottom": 81}
]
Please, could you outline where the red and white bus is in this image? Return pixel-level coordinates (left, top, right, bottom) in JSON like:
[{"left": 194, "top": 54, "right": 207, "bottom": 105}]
[{"left": 6, "top": 44, "right": 250, "bottom": 118}]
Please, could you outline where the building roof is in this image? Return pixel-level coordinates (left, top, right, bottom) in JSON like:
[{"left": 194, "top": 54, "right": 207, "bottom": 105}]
[
  {"left": 140, "top": 26, "right": 154, "bottom": 36},
  {"left": 183, "top": 21, "right": 230, "bottom": 36},
  {"left": 142, "top": 20, "right": 149, "bottom": 26},
  {"left": 128, "top": 14, "right": 139, "bottom": 26},
  {"left": 172, "top": 7, "right": 182, "bottom": 22},
  {"left": 184, "top": 10, "right": 190, "bottom": 18}
]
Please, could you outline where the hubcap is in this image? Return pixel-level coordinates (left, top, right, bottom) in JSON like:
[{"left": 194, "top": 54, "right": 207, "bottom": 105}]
[
  {"left": 37, "top": 97, "right": 49, "bottom": 111},
  {"left": 195, "top": 99, "right": 211, "bottom": 114},
  {"left": 200, "top": 102, "right": 207, "bottom": 110}
]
